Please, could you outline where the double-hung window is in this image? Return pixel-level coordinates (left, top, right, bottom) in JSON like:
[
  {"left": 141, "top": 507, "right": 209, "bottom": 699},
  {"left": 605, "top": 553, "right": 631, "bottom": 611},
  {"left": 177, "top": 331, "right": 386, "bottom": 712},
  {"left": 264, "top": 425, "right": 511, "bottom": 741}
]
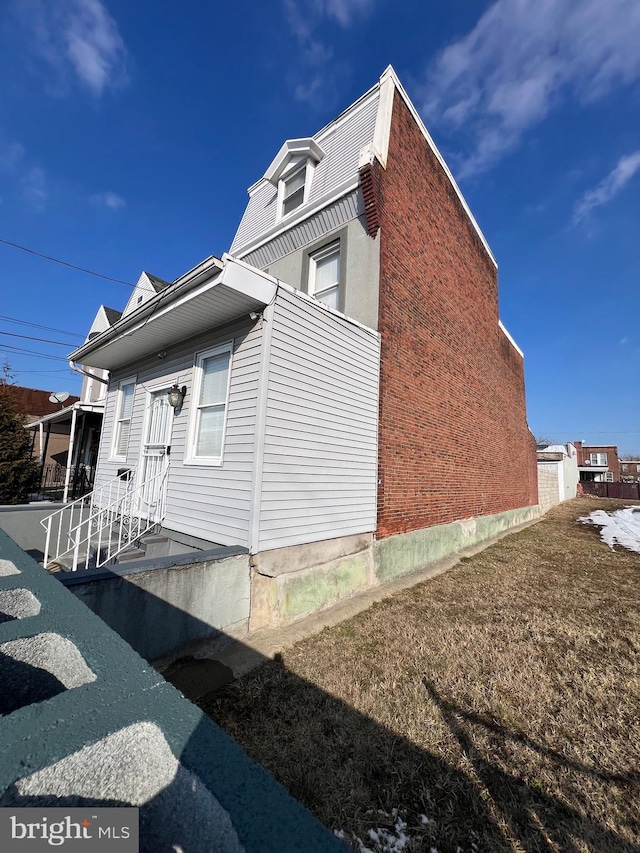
[
  {"left": 187, "top": 344, "right": 232, "bottom": 465},
  {"left": 112, "top": 378, "right": 136, "bottom": 459},
  {"left": 281, "top": 164, "right": 307, "bottom": 216},
  {"left": 590, "top": 452, "right": 607, "bottom": 466},
  {"left": 309, "top": 241, "right": 340, "bottom": 310}
]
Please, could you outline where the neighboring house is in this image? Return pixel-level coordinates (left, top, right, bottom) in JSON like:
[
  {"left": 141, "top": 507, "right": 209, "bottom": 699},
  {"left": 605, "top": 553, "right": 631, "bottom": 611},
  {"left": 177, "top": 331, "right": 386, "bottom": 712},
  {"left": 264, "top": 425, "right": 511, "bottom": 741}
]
[
  {"left": 574, "top": 441, "right": 620, "bottom": 482},
  {"left": 27, "top": 305, "right": 121, "bottom": 501},
  {"left": 13, "top": 385, "right": 80, "bottom": 467},
  {"left": 620, "top": 459, "right": 640, "bottom": 483},
  {"left": 48, "top": 67, "right": 538, "bottom": 631},
  {"left": 536, "top": 443, "right": 578, "bottom": 512}
]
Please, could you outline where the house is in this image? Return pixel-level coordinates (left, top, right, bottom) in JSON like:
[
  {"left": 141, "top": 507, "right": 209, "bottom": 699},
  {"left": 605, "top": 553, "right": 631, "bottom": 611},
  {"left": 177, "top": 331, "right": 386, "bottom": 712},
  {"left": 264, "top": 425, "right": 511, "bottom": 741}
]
[
  {"left": 11, "top": 385, "right": 80, "bottom": 468},
  {"left": 27, "top": 305, "right": 121, "bottom": 501},
  {"left": 574, "top": 441, "right": 620, "bottom": 482},
  {"left": 536, "top": 443, "right": 578, "bottom": 512},
  {"left": 620, "top": 459, "right": 640, "bottom": 483},
  {"left": 46, "top": 67, "right": 538, "bottom": 632}
]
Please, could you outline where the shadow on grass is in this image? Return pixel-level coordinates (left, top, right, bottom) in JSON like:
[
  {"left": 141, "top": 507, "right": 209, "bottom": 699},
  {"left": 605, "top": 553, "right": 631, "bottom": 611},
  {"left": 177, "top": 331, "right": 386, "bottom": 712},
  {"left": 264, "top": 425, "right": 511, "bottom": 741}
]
[{"left": 198, "top": 654, "right": 639, "bottom": 853}]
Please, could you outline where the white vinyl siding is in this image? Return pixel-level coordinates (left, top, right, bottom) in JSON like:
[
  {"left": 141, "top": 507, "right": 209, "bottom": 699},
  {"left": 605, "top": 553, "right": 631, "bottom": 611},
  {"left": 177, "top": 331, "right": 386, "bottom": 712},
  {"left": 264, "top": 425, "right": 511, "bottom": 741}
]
[
  {"left": 94, "top": 320, "right": 261, "bottom": 548},
  {"left": 257, "top": 287, "right": 380, "bottom": 552},
  {"left": 111, "top": 378, "right": 135, "bottom": 460}
]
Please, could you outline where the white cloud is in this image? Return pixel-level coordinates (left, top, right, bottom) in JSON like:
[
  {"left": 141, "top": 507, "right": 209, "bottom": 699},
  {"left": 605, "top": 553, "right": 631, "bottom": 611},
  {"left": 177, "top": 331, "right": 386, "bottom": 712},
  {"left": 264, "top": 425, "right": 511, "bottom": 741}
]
[
  {"left": 422, "top": 0, "right": 640, "bottom": 177},
  {"left": 0, "top": 141, "right": 26, "bottom": 172},
  {"left": 284, "top": 0, "right": 375, "bottom": 109},
  {"left": 14, "top": 0, "right": 127, "bottom": 96},
  {"left": 91, "top": 191, "right": 126, "bottom": 210},
  {"left": 323, "top": 0, "right": 376, "bottom": 27},
  {"left": 572, "top": 151, "right": 640, "bottom": 225},
  {"left": 20, "top": 167, "right": 47, "bottom": 212},
  {"left": 285, "top": 0, "right": 375, "bottom": 35}
]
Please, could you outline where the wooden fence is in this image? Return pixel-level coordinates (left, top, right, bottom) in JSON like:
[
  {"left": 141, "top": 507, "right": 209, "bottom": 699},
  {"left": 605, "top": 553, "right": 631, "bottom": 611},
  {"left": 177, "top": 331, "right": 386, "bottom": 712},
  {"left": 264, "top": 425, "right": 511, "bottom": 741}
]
[{"left": 580, "top": 481, "right": 640, "bottom": 500}]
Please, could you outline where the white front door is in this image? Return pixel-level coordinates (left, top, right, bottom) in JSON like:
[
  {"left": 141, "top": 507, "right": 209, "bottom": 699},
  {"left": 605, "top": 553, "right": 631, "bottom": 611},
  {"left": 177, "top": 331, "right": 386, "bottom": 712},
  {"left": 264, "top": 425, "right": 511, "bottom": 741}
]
[{"left": 139, "top": 390, "right": 173, "bottom": 520}]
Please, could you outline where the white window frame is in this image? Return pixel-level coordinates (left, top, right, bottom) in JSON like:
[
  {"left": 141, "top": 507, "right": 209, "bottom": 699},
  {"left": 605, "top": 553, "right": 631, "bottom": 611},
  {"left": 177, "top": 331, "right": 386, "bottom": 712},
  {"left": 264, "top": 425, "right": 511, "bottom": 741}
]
[
  {"left": 184, "top": 342, "right": 233, "bottom": 467},
  {"left": 590, "top": 452, "right": 607, "bottom": 466},
  {"left": 277, "top": 160, "right": 314, "bottom": 220},
  {"left": 110, "top": 376, "right": 136, "bottom": 461},
  {"left": 308, "top": 240, "right": 341, "bottom": 309},
  {"left": 604, "top": 472, "right": 614, "bottom": 482}
]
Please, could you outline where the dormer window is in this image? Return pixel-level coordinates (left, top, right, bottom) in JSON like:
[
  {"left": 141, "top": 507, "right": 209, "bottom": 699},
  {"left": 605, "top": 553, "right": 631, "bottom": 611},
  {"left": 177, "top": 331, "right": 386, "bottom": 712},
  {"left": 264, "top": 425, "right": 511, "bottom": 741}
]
[
  {"left": 265, "top": 137, "right": 325, "bottom": 222},
  {"left": 282, "top": 164, "right": 307, "bottom": 216}
]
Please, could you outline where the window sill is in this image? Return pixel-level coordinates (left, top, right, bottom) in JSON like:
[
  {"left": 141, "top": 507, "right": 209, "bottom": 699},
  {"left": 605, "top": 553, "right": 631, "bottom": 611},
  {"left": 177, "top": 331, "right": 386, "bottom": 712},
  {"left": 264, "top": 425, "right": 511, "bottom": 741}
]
[{"left": 183, "top": 458, "right": 224, "bottom": 468}]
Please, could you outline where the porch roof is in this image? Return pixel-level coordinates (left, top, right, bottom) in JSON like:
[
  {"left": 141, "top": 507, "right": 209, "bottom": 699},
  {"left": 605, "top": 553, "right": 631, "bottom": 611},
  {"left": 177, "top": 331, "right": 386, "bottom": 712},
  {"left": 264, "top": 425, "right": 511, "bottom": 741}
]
[
  {"left": 69, "top": 256, "right": 278, "bottom": 372},
  {"left": 25, "top": 402, "right": 105, "bottom": 435}
]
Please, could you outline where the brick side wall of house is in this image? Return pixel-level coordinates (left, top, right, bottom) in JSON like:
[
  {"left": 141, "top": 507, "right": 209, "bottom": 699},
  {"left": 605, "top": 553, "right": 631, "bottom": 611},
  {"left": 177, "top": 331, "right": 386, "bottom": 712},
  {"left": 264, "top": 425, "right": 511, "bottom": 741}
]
[{"left": 374, "top": 92, "right": 538, "bottom": 537}]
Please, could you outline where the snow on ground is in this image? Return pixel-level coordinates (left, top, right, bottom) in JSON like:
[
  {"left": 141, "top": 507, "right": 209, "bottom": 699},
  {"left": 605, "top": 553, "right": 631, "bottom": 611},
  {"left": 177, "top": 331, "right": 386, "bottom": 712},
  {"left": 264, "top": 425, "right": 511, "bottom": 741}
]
[
  {"left": 334, "top": 809, "right": 435, "bottom": 853},
  {"left": 579, "top": 506, "right": 640, "bottom": 554}
]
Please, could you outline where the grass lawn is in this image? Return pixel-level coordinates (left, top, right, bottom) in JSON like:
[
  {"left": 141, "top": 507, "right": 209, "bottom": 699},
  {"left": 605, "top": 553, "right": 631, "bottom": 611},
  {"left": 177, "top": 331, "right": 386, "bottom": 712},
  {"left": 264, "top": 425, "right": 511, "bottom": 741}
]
[{"left": 200, "top": 498, "right": 640, "bottom": 852}]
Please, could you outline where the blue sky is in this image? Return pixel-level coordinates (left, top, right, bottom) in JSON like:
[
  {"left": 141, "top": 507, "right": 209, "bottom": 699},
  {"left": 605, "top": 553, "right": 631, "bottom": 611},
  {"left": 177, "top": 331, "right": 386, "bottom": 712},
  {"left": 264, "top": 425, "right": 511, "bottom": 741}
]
[{"left": 0, "top": 0, "right": 638, "bottom": 453}]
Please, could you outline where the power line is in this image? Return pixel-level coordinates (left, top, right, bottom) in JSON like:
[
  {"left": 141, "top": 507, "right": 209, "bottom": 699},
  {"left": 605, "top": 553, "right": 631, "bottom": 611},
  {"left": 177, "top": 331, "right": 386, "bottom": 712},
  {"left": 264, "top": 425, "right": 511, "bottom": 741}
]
[
  {"left": 0, "top": 330, "right": 77, "bottom": 347},
  {"left": 0, "top": 314, "right": 84, "bottom": 339},
  {"left": 0, "top": 344, "right": 69, "bottom": 362},
  {"left": 0, "top": 237, "right": 136, "bottom": 287}
]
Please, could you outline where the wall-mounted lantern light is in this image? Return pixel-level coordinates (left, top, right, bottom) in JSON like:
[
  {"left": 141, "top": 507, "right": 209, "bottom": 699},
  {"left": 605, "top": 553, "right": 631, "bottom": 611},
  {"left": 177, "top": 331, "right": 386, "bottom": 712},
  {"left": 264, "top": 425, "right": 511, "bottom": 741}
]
[{"left": 167, "top": 383, "right": 186, "bottom": 409}]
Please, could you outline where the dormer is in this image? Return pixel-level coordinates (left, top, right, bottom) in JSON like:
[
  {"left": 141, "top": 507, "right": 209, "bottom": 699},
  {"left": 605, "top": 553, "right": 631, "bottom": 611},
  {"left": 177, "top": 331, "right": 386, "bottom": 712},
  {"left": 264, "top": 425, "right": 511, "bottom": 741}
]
[{"left": 264, "top": 138, "right": 325, "bottom": 221}]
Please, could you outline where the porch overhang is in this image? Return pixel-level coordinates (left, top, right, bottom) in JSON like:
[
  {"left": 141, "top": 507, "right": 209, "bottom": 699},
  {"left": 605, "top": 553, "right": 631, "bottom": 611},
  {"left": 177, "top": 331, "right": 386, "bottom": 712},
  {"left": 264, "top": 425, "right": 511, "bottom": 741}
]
[
  {"left": 26, "top": 402, "right": 105, "bottom": 435},
  {"left": 578, "top": 466, "right": 608, "bottom": 474},
  {"left": 68, "top": 256, "right": 278, "bottom": 372}
]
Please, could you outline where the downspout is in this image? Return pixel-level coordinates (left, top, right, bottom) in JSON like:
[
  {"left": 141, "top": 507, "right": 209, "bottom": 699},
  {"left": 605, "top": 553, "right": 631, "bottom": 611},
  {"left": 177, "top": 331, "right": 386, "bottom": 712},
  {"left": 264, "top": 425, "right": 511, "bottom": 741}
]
[
  {"left": 248, "top": 295, "right": 276, "bottom": 556},
  {"left": 63, "top": 406, "right": 78, "bottom": 504}
]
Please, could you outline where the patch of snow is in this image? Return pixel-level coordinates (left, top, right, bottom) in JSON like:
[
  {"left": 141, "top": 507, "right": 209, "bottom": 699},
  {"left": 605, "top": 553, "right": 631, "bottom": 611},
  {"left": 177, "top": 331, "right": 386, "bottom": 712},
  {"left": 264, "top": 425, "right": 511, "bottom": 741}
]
[
  {"left": 580, "top": 507, "right": 640, "bottom": 554},
  {"left": 335, "top": 809, "right": 433, "bottom": 853}
]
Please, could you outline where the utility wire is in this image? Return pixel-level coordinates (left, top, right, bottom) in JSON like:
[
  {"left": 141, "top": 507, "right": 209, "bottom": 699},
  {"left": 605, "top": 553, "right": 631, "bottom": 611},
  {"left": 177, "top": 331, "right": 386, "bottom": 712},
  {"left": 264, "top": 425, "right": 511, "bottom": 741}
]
[
  {"left": 0, "top": 329, "right": 78, "bottom": 347},
  {"left": 0, "top": 314, "right": 84, "bottom": 339},
  {"left": 0, "top": 344, "right": 69, "bottom": 362},
  {"left": 0, "top": 237, "right": 136, "bottom": 287}
]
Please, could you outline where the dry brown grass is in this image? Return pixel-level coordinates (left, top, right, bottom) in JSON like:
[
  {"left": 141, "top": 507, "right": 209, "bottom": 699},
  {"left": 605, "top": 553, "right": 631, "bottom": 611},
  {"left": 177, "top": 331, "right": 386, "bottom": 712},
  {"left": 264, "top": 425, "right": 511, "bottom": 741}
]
[{"left": 200, "top": 499, "right": 640, "bottom": 852}]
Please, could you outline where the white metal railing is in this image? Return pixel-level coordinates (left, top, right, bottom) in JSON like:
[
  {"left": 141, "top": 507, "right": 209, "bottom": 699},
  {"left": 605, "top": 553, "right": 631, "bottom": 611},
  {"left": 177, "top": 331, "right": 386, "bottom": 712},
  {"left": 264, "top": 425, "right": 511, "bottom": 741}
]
[{"left": 41, "top": 463, "right": 168, "bottom": 571}]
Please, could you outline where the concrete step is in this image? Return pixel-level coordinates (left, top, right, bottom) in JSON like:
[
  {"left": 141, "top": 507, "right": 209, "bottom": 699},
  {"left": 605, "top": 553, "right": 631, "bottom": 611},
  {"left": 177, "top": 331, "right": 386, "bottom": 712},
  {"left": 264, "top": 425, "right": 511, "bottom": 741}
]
[{"left": 115, "top": 548, "right": 147, "bottom": 563}]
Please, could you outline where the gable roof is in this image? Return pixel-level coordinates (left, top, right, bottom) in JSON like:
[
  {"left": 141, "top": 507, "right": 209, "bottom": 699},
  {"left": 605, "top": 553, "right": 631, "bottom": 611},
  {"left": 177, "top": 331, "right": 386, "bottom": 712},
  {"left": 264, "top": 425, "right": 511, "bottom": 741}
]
[
  {"left": 103, "top": 306, "right": 122, "bottom": 326},
  {"left": 229, "top": 66, "right": 496, "bottom": 268},
  {"left": 121, "top": 271, "right": 171, "bottom": 318}
]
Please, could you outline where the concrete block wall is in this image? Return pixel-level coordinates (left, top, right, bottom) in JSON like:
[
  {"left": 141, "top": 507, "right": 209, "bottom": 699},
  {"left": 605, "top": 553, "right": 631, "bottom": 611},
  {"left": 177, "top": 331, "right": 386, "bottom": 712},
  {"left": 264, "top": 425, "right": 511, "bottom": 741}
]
[
  {"left": 0, "top": 529, "right": 345, "bottom": 853},
  {"left": 537, "top": 465, "right": 560, "bottom": 513},
  {"left": 367, "top": 91, "right": 538, "bottom": 538}
]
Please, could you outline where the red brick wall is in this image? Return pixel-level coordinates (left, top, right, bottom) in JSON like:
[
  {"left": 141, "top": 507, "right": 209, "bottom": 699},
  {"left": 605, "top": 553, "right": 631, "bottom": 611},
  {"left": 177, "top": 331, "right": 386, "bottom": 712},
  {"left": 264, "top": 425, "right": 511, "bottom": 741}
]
[{"left": 374, "top": 92, "right": 538, "bottom": 538}]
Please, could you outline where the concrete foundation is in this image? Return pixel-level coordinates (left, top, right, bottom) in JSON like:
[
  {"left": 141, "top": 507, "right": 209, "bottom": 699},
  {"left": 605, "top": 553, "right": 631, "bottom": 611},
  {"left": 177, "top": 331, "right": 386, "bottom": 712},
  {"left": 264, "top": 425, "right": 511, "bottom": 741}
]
[
  {"left": 373, "top": 504, "right": 540, "bottom": 584},
  {"left": 250, "top": 548, "right": 375, "bottom": 631},
  {"left": 249, "top": 505, "right": 540, "bottom": 629}
]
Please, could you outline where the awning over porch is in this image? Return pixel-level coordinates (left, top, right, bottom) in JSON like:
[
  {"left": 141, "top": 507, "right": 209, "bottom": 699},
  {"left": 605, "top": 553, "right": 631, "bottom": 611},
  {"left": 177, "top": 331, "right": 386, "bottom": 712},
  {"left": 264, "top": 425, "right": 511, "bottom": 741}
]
[
  {"left": 26, "top": 402, "right": 105, "bottom": 435},
  {"left": 69, "top": 255, "right": 278, "bottom": 372}
]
